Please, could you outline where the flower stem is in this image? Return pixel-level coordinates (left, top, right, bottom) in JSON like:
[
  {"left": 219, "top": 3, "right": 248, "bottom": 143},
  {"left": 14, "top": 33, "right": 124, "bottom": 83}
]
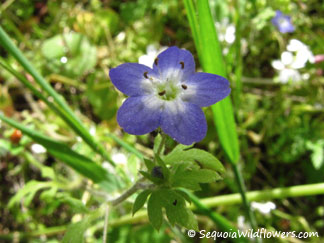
[
  {"left": 232, "top": 164, "right": 260, "bottom": 242},
  {"left": 109, "top": 178, "right": 150, "bottom": 206},
  {"left": 156, "top": 132, "right": 167, "bottom": 157}
]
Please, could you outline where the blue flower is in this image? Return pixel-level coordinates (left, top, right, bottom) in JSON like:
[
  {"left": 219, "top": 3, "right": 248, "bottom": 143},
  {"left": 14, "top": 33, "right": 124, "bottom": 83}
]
[
  {"left": 109, "top": 46, "right": 230, "bottom": 145},
  {"left": 272, "top": 10, "right": 295, "bottom": 33}
]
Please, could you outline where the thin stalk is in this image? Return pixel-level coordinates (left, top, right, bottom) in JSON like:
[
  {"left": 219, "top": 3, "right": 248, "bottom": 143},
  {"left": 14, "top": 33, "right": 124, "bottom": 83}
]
[
  {"left": 156, "top": 132, "right": 167, "bottom": 157},
  {"left": 232, "top": 164, "right": 258, "bottom": 233},
  {"left": 0, "top": 26, "right": 114, "bottom": 165},
  {"left": 0, "top": 226, "right": 67, "bottom": 241},
  {"left": 109, "top": 178, "right": 148, "bottom": 206},
  {"left": 108, "top": 182, "right": 324, "bottom": 227},
  {"left": 106, "top": 133, "right": 143, "bottom": 160},
  {"left": 103, "top": 205, "right": 109, "bottom": 243},
  {"left": 1, "top": 183, "right": 323, "bottom": 239}
]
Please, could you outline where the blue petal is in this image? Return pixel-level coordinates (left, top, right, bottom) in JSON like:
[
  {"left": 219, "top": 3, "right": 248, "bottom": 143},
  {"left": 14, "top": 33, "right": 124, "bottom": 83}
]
[
  {"left": 161, "top": 100, "right": 207, "bottom": 145},
  {"left": 117, "top": 96, "right": 162, "bottom": 135},
  {"left": 153, "top": 46, "right": 195, "bottom": 81},
  {"left": 109, "top": 63, "right": 156, "bottom": 96},
  {"left": 183, "top": 72, "right": 231, "bottom": 107}
]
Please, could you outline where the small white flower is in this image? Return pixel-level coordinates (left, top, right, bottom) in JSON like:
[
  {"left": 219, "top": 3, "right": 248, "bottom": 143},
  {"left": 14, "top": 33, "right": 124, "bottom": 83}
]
[
  {"left": 251, "top": 201, "right": 276, "bottom": 215},
  {"left": 225, "top": 25, "right": 236, "bottom": 44},
  {"left": 287, "top": 39, "right": 306, "bottom": 52},
  {"left": 60, "top": 56, "right": 68, "bottom": 63},
  {"left": 31, "top": 144, "right": 46, "bottom": 154},
  {"left": 111, "top": 150, "right": 128, "bottom": 167},
  {"left": 281, "top": 51, "right": 293, "bottom": 65},
  {"left": 89, "top": 126, "right": 96, "bottom": 136},
  {"left": 138, "top": 44, "right": 167, "bottom": 68},
  {"left": 116, "top": 32, "right": 126, "bottom": 42},
  {"left": 287, "top": 39, "right": 315, "bottom": 68},
  {"left": 272, "top": 39, "right": 314, "bottom": 83},
  {"left": 215, "top": 18, "right": 236, "bottom": 44}
]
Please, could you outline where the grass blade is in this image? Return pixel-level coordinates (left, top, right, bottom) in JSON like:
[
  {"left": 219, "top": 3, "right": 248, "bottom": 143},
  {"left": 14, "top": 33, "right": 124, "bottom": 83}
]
[
  {"left": 184, "top": 0, "right": 259, "bottom": 236},
  {"left": 195, "top": 0, "right": 239, "bottom": 164},
  {"left": 0, "top": 113, "right": 112, "bottom": 184},
  {"left": 106, "top": 133, "right": 144, "bottom": 159}
]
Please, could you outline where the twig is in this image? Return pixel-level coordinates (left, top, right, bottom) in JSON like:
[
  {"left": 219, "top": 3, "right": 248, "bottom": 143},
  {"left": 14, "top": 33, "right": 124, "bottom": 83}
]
[{"left": 109, "top": 178, "right": 152, "bottom": 206}]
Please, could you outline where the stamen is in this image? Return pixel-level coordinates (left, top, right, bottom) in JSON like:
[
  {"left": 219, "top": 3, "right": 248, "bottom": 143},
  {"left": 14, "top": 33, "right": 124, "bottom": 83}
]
[
  {"left": 158, "top": 90, "right": 166, "bottom": 96},
  {"left": 181, "top": 84, "right": 187, "bottom": 90},
  {"left": 180, "top": 61, "right": 184, "bottom": 69},
  {"left": 154, "top": 58, "right": 159, "bottom": 66},
  {"left": 143, "top": 71, "right": 149, "bottom": 79}
]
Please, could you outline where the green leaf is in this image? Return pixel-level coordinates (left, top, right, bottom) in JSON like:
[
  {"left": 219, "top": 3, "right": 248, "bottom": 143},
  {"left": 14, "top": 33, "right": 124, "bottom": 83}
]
[
  {"left": 86, "top": 78, "right": 118, "bottom": 121},
  {"left": 147, "top": 191, "right": 163, "bottom": 230},
  {"left": 170, "top": 162, "right": 222, "bottom": 191},
  {"left": 60, "top": 196, "right": 89, "bottom": 214},
  {"left": 0, "top": 113, "right": 113, "bottom": 185},
  {"left": 155, "top": 155, "right": 170, "bottom": 180},
  {"left": 41, "top": 33, "right": 97, "bottom": 78},
  {"left": 179, "top": 188, "right": 248, "bottom": 242},
  {"left": 155, "top": 189, "right": 198, "bottom": 231},
  {"left": 174, "top": 189, "right": 192, "bottom": 204},
  {"left": 139, "top": 171, "right": 163, "bottom": 185},
  {"left": 0, "top": 139, "right": 10, "bottom": 156},
  {"left": 153, "top": 133, "right": 164, "bottom": 155},
  {"left": 62, "top": 218, "right": 89, "bottom": 243},
  {"left": 8, "top": 180, "right": 52, "bottom": 208},
  {"left": 184, "top": 0, "right": 240, "bottom": 165},
  {"left": 40, "top": 166, "right": 55, "bottom": 180},
  {"left": 133, "top": 189, "right": 152, "bottom": 215},
  {"left": 164, "top": 144, "right": 225, "bottom": 173},
  {"left": 40, "top": 187, "right": 58, "bottom": 201},
  {"left": 166, "top": 205, "right": 198, "bottom": 231},
  {"left": 306, "top": 140, "right": 324, "bottom": 170},
  {"left": 144, "top": 159, "right": 155, "bottom": 171}
]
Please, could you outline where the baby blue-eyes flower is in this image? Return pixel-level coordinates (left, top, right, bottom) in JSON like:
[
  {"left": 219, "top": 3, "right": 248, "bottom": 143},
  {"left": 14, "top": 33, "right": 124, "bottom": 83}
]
[
  {"left": 109, "top": 46, "right": 230, "bottom": 145},
  {"left": 272, "top": 10, "right": 295, "bottom": 33}
]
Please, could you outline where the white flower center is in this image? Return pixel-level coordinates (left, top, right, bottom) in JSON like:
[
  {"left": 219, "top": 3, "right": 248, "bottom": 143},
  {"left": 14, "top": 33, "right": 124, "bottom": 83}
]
[{"left": 141, "top": 61, "right": 191, "bottom": 102}]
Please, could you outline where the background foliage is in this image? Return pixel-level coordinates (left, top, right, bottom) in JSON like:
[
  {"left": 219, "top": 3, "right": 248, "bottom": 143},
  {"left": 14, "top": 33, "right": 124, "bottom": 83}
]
[{"left": 0, "top": 0, "right": 324, "bottom": 242}]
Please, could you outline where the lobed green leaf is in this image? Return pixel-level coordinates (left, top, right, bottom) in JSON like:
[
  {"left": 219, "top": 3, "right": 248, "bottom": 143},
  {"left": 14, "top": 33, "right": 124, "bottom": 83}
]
[
  {"left": 132, "top": 189, "right": 152, "bottom": 216},
  {"left": 164, "top": 144, "right": 225, "bottom": 173}
]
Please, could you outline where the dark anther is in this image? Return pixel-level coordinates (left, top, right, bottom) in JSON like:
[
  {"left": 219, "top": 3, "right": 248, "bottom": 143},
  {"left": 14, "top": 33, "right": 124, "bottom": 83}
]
[
  {"left": 180, "top": 61, "right": 185, "bottom": 69},
  {"left": 158, "top": 90, "right": 166, "bottom": 96},
  {"left": 173, "top": 200, "right": 177, "bottom": 206},
  {"left": 151, "top": 166, "right": 164, "bottom": 179},
  {"left": 154, "top": 58, "right": 159, "bottom": 66},
  {"left": 143, "top": 71, "right": 149, "bottom": 79},
  {"left": 181, "top": 84, "right": 187, "bottom": 90}
]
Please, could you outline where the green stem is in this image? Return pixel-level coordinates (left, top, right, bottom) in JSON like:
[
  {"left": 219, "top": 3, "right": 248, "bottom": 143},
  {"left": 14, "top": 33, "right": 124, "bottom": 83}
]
[
  {"left": 108, "top": 182, "right": 324, "bottom": 227},
  {"left": 232, "top": 164, "right": 259, "bottom": 242},
  {"left": 1, "top": 183, "right": 323, "bottom": 239},
  {"left": 103, "top": 204, "right": 109, "bottom": 243},
  {"left": 156, "top": 132, "right": 167, "bottom": 157},
  {"left": 0, "top": 226, "right": 67, "bottom": 240},
  {"left": 0, "top": 26, "right": 114, "bottom": 166}
]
